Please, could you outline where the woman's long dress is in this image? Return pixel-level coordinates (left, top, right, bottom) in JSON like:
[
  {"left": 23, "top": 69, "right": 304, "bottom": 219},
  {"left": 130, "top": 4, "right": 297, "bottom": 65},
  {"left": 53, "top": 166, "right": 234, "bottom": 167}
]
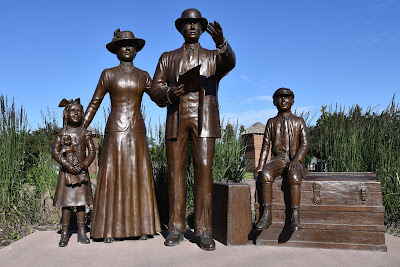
[{"left": 83, "top": 62, "right": 161, "bottom": 238}]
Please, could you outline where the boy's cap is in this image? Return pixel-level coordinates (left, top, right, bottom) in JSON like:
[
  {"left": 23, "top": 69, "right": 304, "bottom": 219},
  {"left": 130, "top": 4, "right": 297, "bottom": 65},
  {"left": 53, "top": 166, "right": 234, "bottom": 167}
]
[{"left": 273, "top": 88, "right": 294, "bottom": 98}]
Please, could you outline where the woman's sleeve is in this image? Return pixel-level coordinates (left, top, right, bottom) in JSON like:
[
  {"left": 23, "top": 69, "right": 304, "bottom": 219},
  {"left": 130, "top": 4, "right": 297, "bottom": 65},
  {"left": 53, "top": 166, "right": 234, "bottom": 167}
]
[
  {"left": 82, "top": 130, "right": 96, "bottom": 168},
  {"left": 82, "top": 70, "right": 108, "bottom": 128}
]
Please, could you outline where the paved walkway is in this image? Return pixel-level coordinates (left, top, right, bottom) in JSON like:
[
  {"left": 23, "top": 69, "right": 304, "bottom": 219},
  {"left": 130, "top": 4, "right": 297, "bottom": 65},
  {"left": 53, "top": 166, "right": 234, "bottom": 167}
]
[{"left": 1, "top": 231, "right": 399, "bottom": 267}]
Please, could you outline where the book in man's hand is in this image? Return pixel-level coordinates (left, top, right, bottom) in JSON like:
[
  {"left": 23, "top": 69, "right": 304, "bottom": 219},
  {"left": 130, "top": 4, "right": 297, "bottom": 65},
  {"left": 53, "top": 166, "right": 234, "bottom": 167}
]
[{"left": 177, "top": 65, "right": 201, "bottom": 93}]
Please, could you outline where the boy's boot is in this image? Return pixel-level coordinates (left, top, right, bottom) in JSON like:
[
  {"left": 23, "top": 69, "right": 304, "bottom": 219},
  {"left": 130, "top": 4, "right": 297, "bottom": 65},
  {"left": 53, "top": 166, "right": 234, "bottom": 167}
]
[
  {"left": 290, "top": 184, "right": 301, "bottom": 231},
  {"left": 255, "top": 182, "right": 273, "bottom": 230}
]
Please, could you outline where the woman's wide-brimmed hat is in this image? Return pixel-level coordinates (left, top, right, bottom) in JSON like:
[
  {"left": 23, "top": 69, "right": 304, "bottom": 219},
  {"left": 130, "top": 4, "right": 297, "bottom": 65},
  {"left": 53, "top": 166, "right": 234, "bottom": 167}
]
[
  {"left": 106, "top": 29, "right": 145, "bottom": 54},
  {"left": 175, "top": 8, "right": 208, "bottom": 33}
]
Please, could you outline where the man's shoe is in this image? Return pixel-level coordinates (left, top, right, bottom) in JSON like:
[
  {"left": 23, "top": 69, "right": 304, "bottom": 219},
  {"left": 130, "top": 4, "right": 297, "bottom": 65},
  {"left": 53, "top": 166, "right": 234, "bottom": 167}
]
[
  {"left": 255, "top": 204, "right": 272, "bottom": 231},
  {"left": 59, "top": 239, "right": 68, "bottom": 247},
  {"left": 198, "top": 234, "right": 215, "bottom": 251},
  {"left": 104, "top": 237, "right": 114, "bottom": 243},
  {"left": 290, "top": 206, "right": 301, "bottom": 231},
  {"left": 164, "top": 231, "right": 184, "bottom": 246}
]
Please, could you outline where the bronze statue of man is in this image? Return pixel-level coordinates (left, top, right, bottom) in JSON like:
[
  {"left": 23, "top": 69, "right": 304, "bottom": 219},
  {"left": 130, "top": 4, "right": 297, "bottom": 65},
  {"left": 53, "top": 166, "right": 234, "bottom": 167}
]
[
  {"left": 151, "top": 8, "right": 235, "bottom": 251},
  {"left": 254, "top": 88, "right": 309, "bottom": 231}
]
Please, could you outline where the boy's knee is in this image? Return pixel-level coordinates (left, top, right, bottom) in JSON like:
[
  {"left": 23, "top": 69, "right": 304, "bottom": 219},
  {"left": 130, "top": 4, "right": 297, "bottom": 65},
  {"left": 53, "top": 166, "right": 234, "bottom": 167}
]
[
  {"left": 288, "top": 169, "right": 302, "bottom": 184},
  {"left": 260, "top": 171, "right": 275, "bottom": 183}
]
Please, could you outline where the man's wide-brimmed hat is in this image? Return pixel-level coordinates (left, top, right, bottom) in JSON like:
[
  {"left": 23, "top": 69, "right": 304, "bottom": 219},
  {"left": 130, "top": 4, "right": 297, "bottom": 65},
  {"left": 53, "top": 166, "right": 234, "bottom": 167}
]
[
  {"left": 106, "top": 29, "right": 145, "bottom": 54},
  {"left": 175, "top": 8, "right": 208, "bottom": 33},
  {"left": 273, "top": 88, "right": 295, "bottom": 99}
]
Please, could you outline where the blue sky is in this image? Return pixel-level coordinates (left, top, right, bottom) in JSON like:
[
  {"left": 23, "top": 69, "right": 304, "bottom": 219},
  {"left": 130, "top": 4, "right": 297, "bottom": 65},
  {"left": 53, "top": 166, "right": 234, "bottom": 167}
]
[{"left": 1, "top": 0, "right": 399, "bottom": 130}]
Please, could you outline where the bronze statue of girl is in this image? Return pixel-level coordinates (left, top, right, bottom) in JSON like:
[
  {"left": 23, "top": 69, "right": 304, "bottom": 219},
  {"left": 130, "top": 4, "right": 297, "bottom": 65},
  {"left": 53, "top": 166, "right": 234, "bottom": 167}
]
[{"left": 52, "top": 98, "right": 95, "bottom": 247}]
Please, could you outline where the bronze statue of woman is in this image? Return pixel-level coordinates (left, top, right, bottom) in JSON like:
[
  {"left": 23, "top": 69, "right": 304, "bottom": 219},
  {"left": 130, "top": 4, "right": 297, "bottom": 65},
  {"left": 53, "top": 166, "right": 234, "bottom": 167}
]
[{"left": 83, "top": 29, "right": 161, "bottom": 242}]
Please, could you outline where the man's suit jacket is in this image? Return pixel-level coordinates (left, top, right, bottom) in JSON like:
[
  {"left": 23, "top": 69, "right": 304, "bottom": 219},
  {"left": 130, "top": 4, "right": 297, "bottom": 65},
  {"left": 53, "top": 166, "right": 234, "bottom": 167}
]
[
  {"left": 151, "top": 41, "right": 235, "bottom": 139},
  {"left": 258, "top": 113, "right": 309, "bottom": 168}
]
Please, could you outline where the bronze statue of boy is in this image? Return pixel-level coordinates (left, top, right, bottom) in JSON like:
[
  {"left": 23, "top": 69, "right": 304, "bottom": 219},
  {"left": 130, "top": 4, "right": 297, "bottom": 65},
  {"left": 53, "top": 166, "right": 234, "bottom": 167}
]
[{"left": 254, "top": 88, "right": 309, "bottom": 231}]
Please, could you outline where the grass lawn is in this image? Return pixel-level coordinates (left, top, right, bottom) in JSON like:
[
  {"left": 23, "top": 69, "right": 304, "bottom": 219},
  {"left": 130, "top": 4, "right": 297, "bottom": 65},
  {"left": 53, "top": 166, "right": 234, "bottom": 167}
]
[{"left": 244, "top": 171, "right": 254, "bottom": 179}]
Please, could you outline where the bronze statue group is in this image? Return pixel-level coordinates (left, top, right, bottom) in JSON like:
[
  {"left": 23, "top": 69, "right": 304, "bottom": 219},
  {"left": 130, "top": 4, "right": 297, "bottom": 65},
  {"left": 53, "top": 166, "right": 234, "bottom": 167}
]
[{"left": 51, "top": 8, "right": 309, "bottom": 251}]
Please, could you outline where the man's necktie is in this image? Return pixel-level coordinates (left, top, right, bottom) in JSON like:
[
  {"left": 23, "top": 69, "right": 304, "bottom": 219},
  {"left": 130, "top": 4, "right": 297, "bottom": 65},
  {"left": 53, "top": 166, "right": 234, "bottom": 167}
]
[
  {"left": 282, "top": 117, "right": 290, "bottom": 156},
  {"left": 186, "top": 44, "right": 196, "bottom": 69}
]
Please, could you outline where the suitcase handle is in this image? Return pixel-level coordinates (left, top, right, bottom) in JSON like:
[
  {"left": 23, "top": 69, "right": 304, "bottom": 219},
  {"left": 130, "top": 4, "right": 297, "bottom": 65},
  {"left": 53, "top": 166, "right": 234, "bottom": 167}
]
[
  {"left": 312, "top": 183, "right": 322, "bottom": 205},
  {"left": 359, "top": 186, "right": 367, "bottom": 204}
]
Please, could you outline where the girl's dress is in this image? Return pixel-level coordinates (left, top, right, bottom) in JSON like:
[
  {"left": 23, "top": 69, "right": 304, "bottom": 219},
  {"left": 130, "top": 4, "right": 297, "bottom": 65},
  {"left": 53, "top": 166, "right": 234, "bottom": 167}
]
[{"left": 52, "top": 126, "right": 95, "bottom": 207}]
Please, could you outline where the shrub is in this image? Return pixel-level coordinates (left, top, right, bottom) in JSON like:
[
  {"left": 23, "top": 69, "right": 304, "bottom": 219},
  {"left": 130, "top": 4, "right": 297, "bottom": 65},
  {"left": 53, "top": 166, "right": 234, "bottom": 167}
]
[
  {"left": 308, "top": 98, "right": 400, "bottom": 226},
  {"left": 0, "top": 95, "right": 59, "bottom": 230},
  {"left": 148, "top": 120, "right": 246, "bottom": 224}
]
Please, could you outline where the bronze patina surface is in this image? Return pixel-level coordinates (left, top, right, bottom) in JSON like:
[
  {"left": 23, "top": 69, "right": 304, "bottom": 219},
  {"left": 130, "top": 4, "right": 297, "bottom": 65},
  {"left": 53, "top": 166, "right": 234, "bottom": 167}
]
[
  {"left": 254, "top": 88, "right": 309, "bottom": 232},
  {"left": 51, "top": 99, "right": 95, "bottom": 247},
  {"left": 151, "top": 8, "right": 236, "bottom": 251},
  {"left": 255, "top": 172, "right": 387, "bottom": 251},
  {"left": 83, "top": 29, "right": 161, "bottom": 242},
  {"left": 212, "top": 182, "right": 252, "bottom": 246}
]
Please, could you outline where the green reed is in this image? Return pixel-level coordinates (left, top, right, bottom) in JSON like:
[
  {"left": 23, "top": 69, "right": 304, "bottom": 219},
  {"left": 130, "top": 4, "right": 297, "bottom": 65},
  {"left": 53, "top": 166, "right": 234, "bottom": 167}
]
[
  {"left": 0, "top": 95, "right": 58, "bottom": 230},
  {"left": 147, "top": 119, "right": 169, "bottom": 224},
  {"left": 147, "top": 119, "right": 246, "bottom": 225},
  {"left": 213, "top": 120, "right": 246, "bottom": 183},
  {"left": 308, "top": 98, "right": 400, "bottom": 225},
  {"left": 0, "top": 95, "right": 28, "bottom": 227}
]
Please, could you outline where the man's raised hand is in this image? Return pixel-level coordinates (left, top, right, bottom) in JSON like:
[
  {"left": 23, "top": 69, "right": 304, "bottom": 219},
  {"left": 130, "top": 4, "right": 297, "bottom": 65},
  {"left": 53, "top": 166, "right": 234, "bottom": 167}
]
[{"left": 206, "top": 21, "right": 224, "bottom": 47}]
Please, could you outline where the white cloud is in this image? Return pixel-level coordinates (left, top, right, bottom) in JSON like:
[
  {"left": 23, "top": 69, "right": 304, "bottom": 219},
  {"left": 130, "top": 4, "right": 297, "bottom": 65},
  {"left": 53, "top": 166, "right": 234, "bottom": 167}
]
[
  {"left": 370, "top": 0, "right": 396, "bottom": 9},
  {"left": 221, "top": 105, "right": 317, "bottom": 128},
  {"left": 361, "top": 32, "right": 400, "bottom": 45},
  {"left": 243, "top": 95, "right": 273, "bottom": 103},
  {"left": 240, "top": 75, "right": 252, "bottom": 82},
  {"left": 221, "top": 109, "right": 277, "bottom": 127}
]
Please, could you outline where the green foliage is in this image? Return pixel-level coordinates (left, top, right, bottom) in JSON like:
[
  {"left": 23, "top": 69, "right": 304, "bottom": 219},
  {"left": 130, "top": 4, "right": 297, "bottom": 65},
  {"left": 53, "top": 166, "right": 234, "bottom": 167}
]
[
  {"left": 147, "top": 119, "right": 169, "bottom": 224},
  {"left": 0, "top": 95, "right": 58, "bottom": 230},
  {"left": 308, "top": 98, "right": 400, "bottom": 225},
  {"left": 213, "top": 121, "right": 246, "bottom": 183},
  {"left": 148, "top": 120, "right": 246, "bottom": 224},
  {"left": 5, "top": 232, "right": 22, "bottom": 240},
  {"left": 0, "top": 95, "right": 28, "bottom": 227}
]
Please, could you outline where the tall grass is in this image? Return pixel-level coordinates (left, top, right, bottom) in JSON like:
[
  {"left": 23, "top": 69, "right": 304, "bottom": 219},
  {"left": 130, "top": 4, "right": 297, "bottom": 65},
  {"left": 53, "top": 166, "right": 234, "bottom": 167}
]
[
  {"left": 0, "top": 95, "right": 28, "bottom": 227},
  {"left": 308, "top": 98, "right": 400, "bottom": 225},
  {"left": 147, "top": 119, "right": 246, "bottom": 224},
  {"left": 24, "top": 109, "right": 59, "bottom": 225},
  {"left": 0, "top": 95, "right": 59, "bottom": 230},
  {"left": 213, "top": 121, "right": 246, "bottom": 183},
  {"left": 147, "top": 119, "right": 169, "bottom": 223}
]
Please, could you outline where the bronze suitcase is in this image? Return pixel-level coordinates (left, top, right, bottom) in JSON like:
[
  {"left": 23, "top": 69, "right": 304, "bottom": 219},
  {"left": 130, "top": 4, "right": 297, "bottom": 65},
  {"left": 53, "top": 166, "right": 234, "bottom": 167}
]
[
  {"left": 212, "top": 181, "right": 253, "bottom": 246},
  {"left": 255, "top": 172, "right": 387, "bottom": 251}
]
